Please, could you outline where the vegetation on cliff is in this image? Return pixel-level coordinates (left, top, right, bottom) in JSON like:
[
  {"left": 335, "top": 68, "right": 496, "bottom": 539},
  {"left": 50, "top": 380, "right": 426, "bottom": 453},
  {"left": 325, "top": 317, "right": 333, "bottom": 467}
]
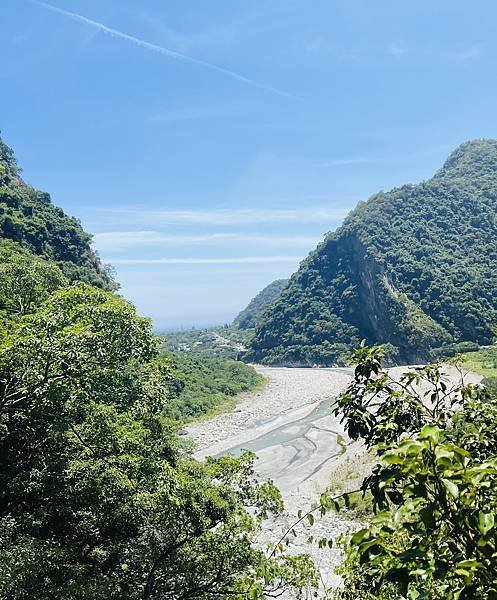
[
  {"left": 0, "top": 135, "right": 115, "bottom": 290},
  {"left": 247, "top": 140, "right": 497, "bottom": 366}
]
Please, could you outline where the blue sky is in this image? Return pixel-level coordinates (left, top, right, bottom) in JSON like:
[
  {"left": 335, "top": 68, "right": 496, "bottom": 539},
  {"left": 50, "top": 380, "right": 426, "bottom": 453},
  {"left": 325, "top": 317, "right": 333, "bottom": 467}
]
[{"left": 2, "top": 0, "right": 497, "bottom": 328}]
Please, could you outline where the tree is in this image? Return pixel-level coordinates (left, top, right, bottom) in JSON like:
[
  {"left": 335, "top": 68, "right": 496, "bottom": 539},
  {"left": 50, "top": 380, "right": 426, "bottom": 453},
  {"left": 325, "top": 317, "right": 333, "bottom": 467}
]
[
  {"left": 333, "top": 344, "right": 497, "bottom": 599},
  {"left": 0, "top": 283, "right": 316, "bottom": 599},
  {"left": 0, "top": 239, "right": 67, "bottom": 320}
]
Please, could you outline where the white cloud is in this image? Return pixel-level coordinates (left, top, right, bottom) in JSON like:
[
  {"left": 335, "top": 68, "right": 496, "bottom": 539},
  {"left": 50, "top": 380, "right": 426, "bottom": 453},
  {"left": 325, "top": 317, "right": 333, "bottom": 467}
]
[
  {"left": 452, "top": 46, "right": 480, "bottom": 61},
  {"left": 106, "top": 255, "right": 303, "bottom": 266},
  {"left": 93, "top": 230, "right": 322, "bottom": 250},
  {"left": 102, "top": 207, "right": 348, "bottom": 226},
  {"left": 305, "top": 37, "right": 325, "bottom": 52},
  {"left": 140, "top": 13, "right": 240, "bottom": 55},
  {"left": 322, "top": 157, "right": 399, "bottom": 167},
  {"left": 33, "top": 1, "right": 298, "bottom": 99},
  {"left": 12, "top": 34, "right": 31, "bottom": 45}
]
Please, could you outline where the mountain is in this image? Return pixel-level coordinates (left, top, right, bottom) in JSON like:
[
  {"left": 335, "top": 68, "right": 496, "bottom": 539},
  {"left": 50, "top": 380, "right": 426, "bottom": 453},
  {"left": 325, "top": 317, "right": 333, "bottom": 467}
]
[
  {"left": 0, "top": 134, "right": 115, "bottom": 290},
  {"left": 233, "top": 279, "right": 288, "bottom": 329},
  {"left": 246, "top": 140, "right": 497, "bottom": 366}
]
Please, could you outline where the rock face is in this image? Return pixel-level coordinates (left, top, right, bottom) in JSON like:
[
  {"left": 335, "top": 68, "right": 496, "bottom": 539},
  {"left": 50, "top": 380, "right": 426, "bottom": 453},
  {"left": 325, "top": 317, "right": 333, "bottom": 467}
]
[{"left": 247, "top": 140, "right": 497, "bottom": 366}]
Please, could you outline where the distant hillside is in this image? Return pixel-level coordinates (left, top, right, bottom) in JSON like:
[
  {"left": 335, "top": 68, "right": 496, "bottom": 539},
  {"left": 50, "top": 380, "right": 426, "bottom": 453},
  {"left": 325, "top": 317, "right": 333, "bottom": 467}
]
[
  {"left": 247, "top": 140, "right": 497, "bottom": 366},
  {"left": 0, "top": 134, "right": 114, "bottom": 289},
  {"left": 233, "top": 279, "right": 288, "bottom": 329}
]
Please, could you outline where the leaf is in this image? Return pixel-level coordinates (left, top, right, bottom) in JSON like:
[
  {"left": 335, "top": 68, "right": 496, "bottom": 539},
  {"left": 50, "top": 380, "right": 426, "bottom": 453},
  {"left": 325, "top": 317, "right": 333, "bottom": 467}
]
[
  {"left": 456, "top": 559, "right": 480, "bottom": 570},
  {"left": 351, "top": 528, "right": 369, "bottom": 544},
  {"left": 441, "top": 478, "right": 459, "bottom": 499},
  {"left": 306, "top": 513, "right": 315, "bottom": 526},
  {"left": 382, "top": 451, "right": 404, "bottom": 465},
  {"left": 478, "top": 511, "right": 495, "bottom": 535},
  {"left": 419, "top": 424, "right": 441, "bottom": 442}
]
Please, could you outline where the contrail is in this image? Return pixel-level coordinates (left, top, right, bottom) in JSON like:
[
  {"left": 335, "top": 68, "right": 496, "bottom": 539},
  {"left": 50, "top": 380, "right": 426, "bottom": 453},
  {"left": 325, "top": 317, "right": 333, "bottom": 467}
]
[{"left": 32, "top": 1, "right": 298, "bottom": 100}]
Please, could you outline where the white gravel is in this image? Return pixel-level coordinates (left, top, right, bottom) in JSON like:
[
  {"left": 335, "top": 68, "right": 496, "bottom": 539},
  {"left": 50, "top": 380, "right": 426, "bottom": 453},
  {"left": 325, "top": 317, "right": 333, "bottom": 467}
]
[
  {"left": 187, "top": 366, "right": 353, "bottom": 455},
  {"left": 187, "top": 366, "right": 358, "bottom": 599},
  {"left": 187, "top": 363, "right": 482, "bottom": 599}
]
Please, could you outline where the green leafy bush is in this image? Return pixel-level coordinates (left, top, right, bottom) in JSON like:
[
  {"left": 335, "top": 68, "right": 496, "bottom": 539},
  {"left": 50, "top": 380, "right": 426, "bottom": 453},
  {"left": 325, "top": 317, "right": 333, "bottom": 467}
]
[{"left": 331, "top": 344, "right": 497, "bottom": 599}]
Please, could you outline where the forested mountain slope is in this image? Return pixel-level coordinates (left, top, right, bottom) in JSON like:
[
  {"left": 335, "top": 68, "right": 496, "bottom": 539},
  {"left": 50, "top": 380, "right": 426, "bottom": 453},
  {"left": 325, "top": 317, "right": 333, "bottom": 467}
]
[
  {"left": 0, "top": 136, "right": 311, "bottom": 597},
  {"left": 247, "top": 140, "right": 497, "bottom": 365},
  {"left": 233, "top": 278, "right": 288, "bottom": 329},
  {"left": 0, "top": 135, "right": 114, "bottom": 289}
]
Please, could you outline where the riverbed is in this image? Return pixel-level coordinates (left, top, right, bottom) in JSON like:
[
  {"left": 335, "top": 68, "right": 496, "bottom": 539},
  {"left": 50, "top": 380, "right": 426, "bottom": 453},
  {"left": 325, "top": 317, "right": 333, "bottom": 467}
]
[
  {"left": 189, "top": 367, "right": 355, "bottom": 506},
  {"left": 186, "top": 364, "right": 482, "bottom": 597}
]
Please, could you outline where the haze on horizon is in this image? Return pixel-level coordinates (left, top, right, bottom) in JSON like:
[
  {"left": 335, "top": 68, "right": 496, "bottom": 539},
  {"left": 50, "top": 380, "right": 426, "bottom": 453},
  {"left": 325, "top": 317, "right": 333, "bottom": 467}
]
[{"left": 2, "top": 0, "right": 497, "bottom": 328}]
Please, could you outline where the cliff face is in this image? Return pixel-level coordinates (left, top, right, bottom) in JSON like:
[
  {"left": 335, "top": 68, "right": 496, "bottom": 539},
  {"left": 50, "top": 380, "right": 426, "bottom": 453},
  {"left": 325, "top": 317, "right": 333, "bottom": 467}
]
[{"left": 247, "top": 140, "right": 497, "bottom": 366}]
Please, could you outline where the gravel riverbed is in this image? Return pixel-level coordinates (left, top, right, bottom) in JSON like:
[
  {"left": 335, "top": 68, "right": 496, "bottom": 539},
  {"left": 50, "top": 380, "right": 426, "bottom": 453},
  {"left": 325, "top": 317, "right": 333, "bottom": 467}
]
[{"left": 186, "top": 364, "right": 482, "bottom": 598}]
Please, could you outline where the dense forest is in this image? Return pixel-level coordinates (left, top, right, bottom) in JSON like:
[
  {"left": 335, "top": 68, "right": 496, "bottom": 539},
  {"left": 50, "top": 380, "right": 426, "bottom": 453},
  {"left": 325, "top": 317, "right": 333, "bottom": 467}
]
[
  {"left": 0, "top": 135, "right": 314, "bottom": 599},
  {"left": 247, "top": 140, "right": 497, "bottom": 366}
]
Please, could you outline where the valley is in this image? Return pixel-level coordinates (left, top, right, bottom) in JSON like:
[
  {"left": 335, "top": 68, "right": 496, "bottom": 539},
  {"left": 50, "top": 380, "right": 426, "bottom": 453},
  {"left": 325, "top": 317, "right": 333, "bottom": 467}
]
[
  {"left": 187, "top": 364, "right": 483, "bottom": 595},
  {"left": 4, "top": 1, "right": 497, "bottom": 595}
]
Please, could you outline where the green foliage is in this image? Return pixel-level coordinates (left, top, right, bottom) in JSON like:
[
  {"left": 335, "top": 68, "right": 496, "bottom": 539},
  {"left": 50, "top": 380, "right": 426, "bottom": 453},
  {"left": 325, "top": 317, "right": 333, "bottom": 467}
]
[
  {"left": 0, "top": 134, "right": 115, "bottom": 290},
  {"left": 0, "top": 239, "right": 67, "bottom": 323},
  {"left": 248, "top": 140, "right": 497, "bottom": 365},
  {"left": 233, "top": 279, "right": 288, "bottom": 330},
  {"left": 333, "top": 345, "right": 497, "bottom": 599},
  {"left": 0, "top": 281, "right": 316, "bottom": 599},
  {"left": 161, "top": 351, "right": 265, "bottom": 422}
]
